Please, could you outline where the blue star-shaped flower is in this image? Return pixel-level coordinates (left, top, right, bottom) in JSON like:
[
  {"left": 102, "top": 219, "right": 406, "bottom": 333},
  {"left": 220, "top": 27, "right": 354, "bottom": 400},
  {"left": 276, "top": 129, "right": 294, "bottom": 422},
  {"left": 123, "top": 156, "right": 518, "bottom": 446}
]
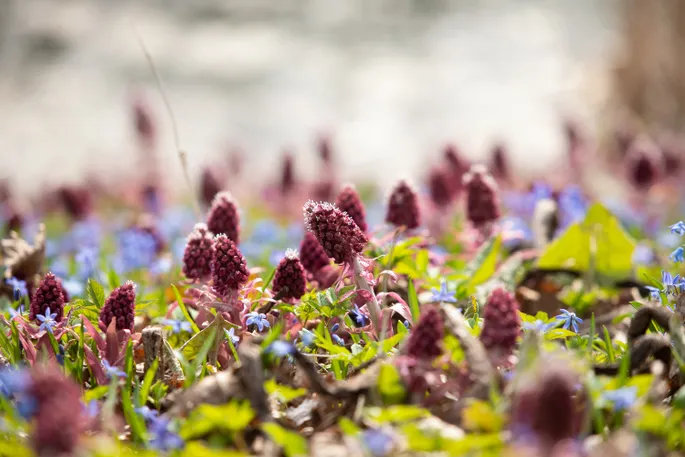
[
  {"left": 361, "top": 429, "right": 394, "bottom": 457},
  {"left": 161, "top": 319, "right": 192, "bottom": 334},
  {"left": 5, "top": 277, "right": 27, "bottom": 301},
  {"left": 601, "top": 386, "right": 637, "bottom": 412},
  {"left": 225, "top": 327, "right": 240, "bottom": 347},
  {"left": 555, "top": 309, "right": 583, "bottom": 333},
  {"left": 135, "top": 406, "right": 160, "bottom": 422},
  {"left": 661, "top": 270, "right": 685, "bottom": 295},
  {"left": 332, "top": 334, "right": 345, "bottom": 346},
  {"left": 670, "top": 221, "right": 685, "bottom": 236},
  {"left": 670, "top": 246, "right": 685, "bottom": 263},
  {"left": 522, "top": 319, "right": 553, "bottom": 333},
  {"left": 0, "top": 367, "right": 30, "bottom": 398},
  {"left": 37, "top": 307, "right": 58, "bottom": 334},
  {"left": 299, "top": 329, "right": 316, "bottom": 347},
  {"left": 245, "top": 312, "right": 270, "bottom": 332},
  {"left": 148, "top": 417, "right": 184, "bottom": 451},
  {"left": 266, "top": 340, "right": 296, "bottom": 358},
  {"left": 430, "top": 281, "right": 457, "bottom": 303},
  {"left": 645, "top": 285, "right": 662, "bottom": 301},
  {"left": 102, "top": 360, "right": 127, "bottom": 380}
]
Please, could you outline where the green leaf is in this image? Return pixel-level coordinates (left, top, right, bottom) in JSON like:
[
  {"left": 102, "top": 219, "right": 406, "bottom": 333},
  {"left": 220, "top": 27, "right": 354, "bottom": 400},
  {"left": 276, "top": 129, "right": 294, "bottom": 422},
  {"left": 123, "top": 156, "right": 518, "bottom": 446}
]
[
  {"left": 407, "top": 280, "right": 420, "bottom": 322},
  {"left": 87, "top": 279, "right": 106, "bottom": 308},
  {"left": 365, "top": 405, "right": 429, "bottom": 424},
  {"left": 466, "top": 235, "right": 502, "bottom": 286},
  {"left": 139, "top": 358, "right": 159, "bottom": 406},
  {"left": 181, "top": 400, "right": 255, "bottom": 439},
  {"left": 171, "top": 284, "right": 200, "bottom": 334},
  {"left": 338, "top": 417, "right": 361, "bottom": 436},
  {"left": 262, "top": 423, "right": 308, "bottom": 457},
  {"left": 84, "top": 385, "right": 110, "bottom": 402},
  {"left": 377, "top": 363, "right": 406, "bottom": 405},
  {"left": 66, "top": 298, "right": 101, "bottom": 325},
  {"left": 181, "top": 443, "right": 248, "bottom": 457},
  {"left": 538, "top": 203, "right": 636, "bottom": 278},
  {"left": 462, "top": 399, "right": 505, "bottom": 432},
  {"left": 121, "top": 381, "right": 147, "bottom": 443},
  {"left": 265, "top": 379, "right": 307, "bottom": 403},
  {"left": 544, "top": 328, "right": 577, "bottom": 340}
]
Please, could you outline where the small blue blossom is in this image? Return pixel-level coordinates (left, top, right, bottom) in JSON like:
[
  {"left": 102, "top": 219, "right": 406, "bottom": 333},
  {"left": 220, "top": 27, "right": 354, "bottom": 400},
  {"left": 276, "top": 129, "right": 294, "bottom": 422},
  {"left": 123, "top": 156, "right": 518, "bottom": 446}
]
[
  {"left": 36, "top": 307, "right": 58, "bottom": 334},
  {"left": 250, "top": 220, "right": 281, "bottom": 243},
  {"left": 84, "top": 400, "right": 100, "bottom": 419},
  {"left": 332, "top": 334, "right": 345, "bottom": 346},
  {"left": 670, "top": 247, "right": 685, "bottom": 263},
  {"left": 75, "top": 247, "right": 99, "bottom": 280},
  {"left": 150, "top": 257, "right": 172, "bottom": 275},
  {"left": 136, "top": 406, "right": 159, "bottom": 422},
  {"left": 361, "top": 429, "right": 394, "bottom": 457},
  {"left": 430, "top": 280, "right": 457, "bottom": 303},
  {"left": 670, "top": 221, "right": 685, "bottom": 236},
  {"left": 602, "top": 386, "right": 637, "bottom": 412},
  {"left": 661, "top": 270, "right": 685, "bottom": 294},
  {"left": 402, "top": 320, "right": 411, "bottom": 329},
  {"left": 62, "top": 277, "right": 85, "bottom": 298},
  {"left": 0, "top": 368, "right": 30, "bottom": 398},
  {"left": 632, "top": 243, "right": 655, "bottom": 266},
  {"left": 148, "top": 417, "right": 184, "bottom": 451},
  {"left": 555, "top": 309, "right": 583, "bottom": 333},
  {"left": 5, "top": 277, "right": 27, "bottom": 301},
  {"left": 299, "top": 329, "right": 316, "bottom": 347},
  {"left": 645, "top": 286, "right": 662, "bottom": 301},
  {"left": 331, "top": 323, "right": 340, "bottom": 333},
  {"left": 523, "top": 320, "right": 552, "bottom": 333},
  {"left": 350, "top": 304, "right": 369, "bottom": 327},
  {"left": 225, "top": 327, "right": 240, "bottom": 347},
  {"left": 266, "top": 341, "right": 296, "bottom": 358},
  {"left": 245, "top": 312, "right": 270, "bottom": 332},
  {"left": 269, "top": 250, "right": 285, "bottom": 267},
  {"left": 161, "top": 319, "right": 192, "bottom": 334},
  {"left": 102, "top": 360, "right": 127, "bottom": 380},
  {"left": 115, "top": 229, "right": 157, "bottom": 273}
]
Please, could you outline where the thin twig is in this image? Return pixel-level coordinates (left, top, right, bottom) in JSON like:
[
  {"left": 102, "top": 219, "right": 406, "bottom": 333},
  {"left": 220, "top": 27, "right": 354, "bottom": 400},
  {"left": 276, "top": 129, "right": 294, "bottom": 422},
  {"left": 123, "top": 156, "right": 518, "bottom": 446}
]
[{"left": 133, "top": 27, "right": 202, "bottom": 218}]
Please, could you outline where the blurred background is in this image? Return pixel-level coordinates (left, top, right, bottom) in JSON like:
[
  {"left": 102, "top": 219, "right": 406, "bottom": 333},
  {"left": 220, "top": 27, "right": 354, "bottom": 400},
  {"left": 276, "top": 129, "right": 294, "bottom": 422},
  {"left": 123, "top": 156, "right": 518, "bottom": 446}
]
[{"left": 0, "top": 0, "right": 677, "bottom": 200}]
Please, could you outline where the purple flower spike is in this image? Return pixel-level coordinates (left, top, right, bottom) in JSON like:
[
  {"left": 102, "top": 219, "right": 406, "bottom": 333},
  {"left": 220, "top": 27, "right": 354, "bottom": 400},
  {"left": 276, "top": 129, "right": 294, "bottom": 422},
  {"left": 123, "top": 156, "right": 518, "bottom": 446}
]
[
  {"left": 385, "top": 180, "right": 421, "bottom": 230},
  {"left": 99, "top": 281, "right": 136, "bottom": 332},
  {"left": 464, "top": 164, "right": 501, "bottom": 228},
  {"left": 335, "top": 184, "right": 368, "bottom": 232},
  {"left": 299, "top": 232, "right": 330, "bottom": 275},
  {"left": 406, "top": 306, "right": 443, "bottom": 360},
  {"left": 303, "top": 200, "right": 367, "bottom": 265},
  {"left": 272, "top": 249, "right": 307, "bottom": 300},
  {"left": 207, "top": 191, "right": 241, "bottom": 244},
  {"left": 626, "top": 135, "right": 664, "bottom": 190},
  {"left": 182, "top": 223, "right": 215, "bottom": 281},
  {"left": 29, "top": 273, "right": 65, "bottom": 324},
  {"left": 211, "top": 234, "right": 249, "bottom": 297},
  {"left": 480, "top": 287, "right": 520, "bottom": 356},
  {"left": 428, "top": 167, "right": 452, "bottom": 208}
]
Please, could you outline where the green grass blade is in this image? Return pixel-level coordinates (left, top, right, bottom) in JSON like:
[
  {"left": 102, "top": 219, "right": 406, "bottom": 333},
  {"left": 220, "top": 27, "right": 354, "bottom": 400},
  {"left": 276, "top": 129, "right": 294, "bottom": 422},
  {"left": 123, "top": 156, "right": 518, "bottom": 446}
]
[{"left": 171, "top": 284, "right": 200, "bottom": 334}]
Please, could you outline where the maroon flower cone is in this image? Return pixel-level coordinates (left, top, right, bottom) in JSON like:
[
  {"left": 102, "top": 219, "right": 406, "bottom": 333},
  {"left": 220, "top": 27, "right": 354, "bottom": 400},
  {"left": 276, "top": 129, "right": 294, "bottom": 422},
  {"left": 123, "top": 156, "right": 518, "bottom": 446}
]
[
  {"left": 479, "top": 287, "right": 520, "bottom": 356},
  {"left": 280, "top": 151, "right": 296, "bottom": 194},
  {"left": 58, "top": 186, "right": 92, "bottom": 220},
  {"left": 182, "top": 223, "right": 215, "bottom": 281},
  {"left": 626, "top": 136, "right": 664, "bottom": 190},
  {"left": 30, "top": 364, "right": 84, "bottom": 455},
  {"left": 312, "top": 179, "right": 335, "bottom": 202},
  {"left": 385, "top": 180, "right": 421, "bottom": 229},
  {"left": 272, "top": 249, "right": 306, "bottom": 300},
  {"left": 464, "top": 164, "right": 501, "bottom": 228},
  {"left": 206, "top": 191, "right": 240, "bottom": 244},
  {"left": 99, "top": 281, "right": 136, "bottom": 332},
  {"left": 318, "top": 134, "right": 333, "bottom": 164},
  {"left": 29, "top": 272, "right": 65, "bottom": 323},
  {"left": 132, "top": 96, "right": 157, "bottom": 149},
  {"left": 200, "top": 168, "right": 222, "bottom": 208},
  {"left": 511, "top": 362, "right": 586, "bottom": 447},
  {"left": 443, "top": 143, "right": 468, "bottom": 196},
  {"left": 428, "top": 167, "right": 452, "bottom": 208},
  {"left": 299, "top": 231, "right": 330, "bottom": 275},
  {"left": 489, "top": 142, "right": 510, "bottom": 181},
  {"left": 335, "top": 184, "right": 368, "bottom": 232},
  {"left": 303, "top": 201, "right": 367, "bottom": 265},
  {"left": 211, "top": 234, "right": 249, "bottom": 297},
  {"left": 406, "top": 306, "right": 443, "bottom": 360},
  {"left": 3, "top": 202, "right": 23, "bottom": 234},
  {"left": 56, "top": 277, "right": 70, "bottom": 304}
]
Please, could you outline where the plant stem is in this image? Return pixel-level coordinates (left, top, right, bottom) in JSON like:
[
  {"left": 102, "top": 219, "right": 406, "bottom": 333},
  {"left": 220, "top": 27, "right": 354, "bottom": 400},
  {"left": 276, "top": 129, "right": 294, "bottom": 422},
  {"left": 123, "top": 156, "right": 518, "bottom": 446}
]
[{"left": 352, "top": 256, "right": 382, "bottom": 332}]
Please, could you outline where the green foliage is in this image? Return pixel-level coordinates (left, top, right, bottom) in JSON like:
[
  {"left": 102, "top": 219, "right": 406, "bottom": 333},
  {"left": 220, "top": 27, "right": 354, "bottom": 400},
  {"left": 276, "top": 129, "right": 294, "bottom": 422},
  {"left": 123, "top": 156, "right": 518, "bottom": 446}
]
[
  {"left": 262, "top": 423, "right": 308, "bottom": 457},
  {"left": 377, "top": 363, "right": 406, "bottom": 405},
  {"left": 181, "top": 400, "right": 255, "bottom": 440}
]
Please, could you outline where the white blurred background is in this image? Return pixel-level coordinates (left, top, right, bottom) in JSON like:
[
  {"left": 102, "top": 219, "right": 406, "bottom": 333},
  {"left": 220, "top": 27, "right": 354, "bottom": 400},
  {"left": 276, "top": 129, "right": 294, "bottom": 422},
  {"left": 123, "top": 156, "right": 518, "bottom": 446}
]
[{"left": 0, "top": 0, "right": 619, "bottom": 197}]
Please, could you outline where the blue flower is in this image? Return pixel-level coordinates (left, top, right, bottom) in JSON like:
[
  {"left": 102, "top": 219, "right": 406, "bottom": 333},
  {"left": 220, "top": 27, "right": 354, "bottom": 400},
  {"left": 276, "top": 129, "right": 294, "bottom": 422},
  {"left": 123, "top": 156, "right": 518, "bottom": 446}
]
[
  {"left": 555, "top": 309, "right": 583, "bottom": 333},
  {"left": 161, "top": 319, "right": 192, "bottom": 334},
  {"left": 75, "top": 247, "right": 99, "bottom": 280},
  {"left": 269, "top": 250, "right": 285, "bottom": 267},
  {"left": 225, "top": 328, "right": 240, "bottom": 347},
  {"left": 150, "top": 257, "right": 172, "bottom": 275},
  {"left": 5, "top": 277, "right": 27, "bottom": 301},
  {"left": 523, "top": 320, "right": 552, "bottom": 333},
  {"left": 299, "top": 329, "right": 316, "bottom": 347},
  {"left": 148, "top": 417, "right": 184, "bottom": 451},
  {"left": 361, "top": 429, "right": 394, "bottom": 457},
  {"left": 0, "top": 368, "right": 30, "bottom": 398},
  {"left": 671, "top": 247, "right": 685, "bottom": 263},
  {"left": 632, "top": 244, "right": 655, "bottom": 266},
  {"left": 331, "top": 323, "right": 340, "bottom": 333},
  {"left": 102, "top": 360, "right": 126, "bottom": 380},
  {"left": 37, "top": 307, "right": 58, "bottom": 334},
  {"left": 62, "top": 278, "right": 85, "bottom": 298},
  {"left": 136, "top": 406, "right": 159, "bottom": 422},
  {"left": 115, "top": 229, "right": 157, "bottom": 273},
  {"left": 661, "top": 270, "right": 685, "bottom": 294},
  {"left": 602, "top": 386, "right": 637, "bottom": 412},
  {"left": 430, "top": 280, "right": 457, "bottom": 303},
  {"left": 350, "top": 305, "right": 369, "bottom": 327},
  {"left": 266, "top": 341, "right": 296, "bottom": 358},
  {"left": 250, "top": 220, "right": 281, "bottom": 243},
  {"left": 670, "top": 221, "right": 685, "bottom": 236},
  {"left": 645, "top": 286, "right": 662, "bottom": 301},
  {"left": 402, "top": 320, "right": 411, "bottom": 329},
  {"left": 66, "top": 219, "right": 102, "bottom": 251},
  {"left": 84, "top": 400, "right": 100, "bottom": 419},
  {"left": 245, "top": 312, "right": 270, "bottom": 332},
  {"left": 332, "top": 334, "right": 345, "bottom": 346}
]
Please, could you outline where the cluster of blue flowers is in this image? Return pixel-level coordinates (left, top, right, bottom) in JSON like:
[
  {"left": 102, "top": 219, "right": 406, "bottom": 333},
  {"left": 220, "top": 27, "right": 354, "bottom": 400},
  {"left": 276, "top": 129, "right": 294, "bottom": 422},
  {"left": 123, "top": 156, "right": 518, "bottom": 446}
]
[{"left": 641, "top": 220, "right": 685, "bottom": 301}]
